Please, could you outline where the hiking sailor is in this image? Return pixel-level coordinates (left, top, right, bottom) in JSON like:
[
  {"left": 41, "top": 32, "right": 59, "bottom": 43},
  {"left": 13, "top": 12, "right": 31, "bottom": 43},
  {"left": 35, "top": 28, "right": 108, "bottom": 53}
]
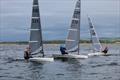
[
  {"left": 102, "top": 46, "right": 108, "bottom": 55},
  {"left": 60, "top": 45, "right": 68, "bottom": 55},
  {"left": 24, "top": 47, "right": 31, "bottom": 60}
]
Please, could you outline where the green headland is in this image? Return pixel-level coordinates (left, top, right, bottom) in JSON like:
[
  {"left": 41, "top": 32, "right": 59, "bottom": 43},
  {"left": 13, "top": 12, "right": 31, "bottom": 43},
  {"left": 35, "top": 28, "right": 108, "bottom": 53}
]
[{"left": 0, "top": 37, "right": 120, "bottom": 44}]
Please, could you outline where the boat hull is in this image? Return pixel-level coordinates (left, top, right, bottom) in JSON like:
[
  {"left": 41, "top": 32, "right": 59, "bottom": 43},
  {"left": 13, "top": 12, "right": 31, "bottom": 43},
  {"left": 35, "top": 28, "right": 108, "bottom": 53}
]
[
  {"left": 88, "top": 52, "right": 107, "bottom": 57},
  {"left": 29, "top": 57, "right": 54, "bottom": 62},
  {"left": 52, "top": 54, "right": 88, "bottom": 59},
  {"left": 15, "top": 57, "right": 54, "bottom": 63}
]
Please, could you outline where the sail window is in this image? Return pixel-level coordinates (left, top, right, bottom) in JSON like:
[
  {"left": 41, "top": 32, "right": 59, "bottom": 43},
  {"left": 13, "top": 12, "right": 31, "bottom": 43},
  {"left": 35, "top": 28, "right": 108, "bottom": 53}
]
[
  {"left": 91, "top": 30, "right": 96, "bottom": 35},
  {"left": 73, "top": 11, "right": 80, "bottom": 18},
  {"left": 33, "top": 8, "right": 39, "bottom": 13},
  {"left": 33, "top": 0, "right": 38, "bottom": 5},
  {"left": 90, "top": 25, "right": 93, "bottom": 28},
  {"left": 74, "top": 11, "right": 80, "bottom": 14},
  {"left": 32, "top": 19, "right": 39, "bottom": 23},
  {"left": 76, "top": 3, "right": 80, "bottom": 8},
  {"left": 73, "top": 14, "right": 79, "bottom": 18}
]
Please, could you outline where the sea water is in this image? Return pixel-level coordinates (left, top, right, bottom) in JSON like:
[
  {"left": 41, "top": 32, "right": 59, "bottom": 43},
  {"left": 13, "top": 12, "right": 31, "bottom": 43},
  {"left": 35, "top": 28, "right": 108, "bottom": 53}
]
[{"left": 0, "top": 44, "right": 120, "bottom": 80}]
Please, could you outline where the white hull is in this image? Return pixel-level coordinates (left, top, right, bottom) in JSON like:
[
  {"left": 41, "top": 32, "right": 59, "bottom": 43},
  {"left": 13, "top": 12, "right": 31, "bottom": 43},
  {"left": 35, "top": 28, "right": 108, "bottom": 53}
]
[
  {"left": 29, "top": 57, "right": 54, "bottom": 62},
  {"left": 16, "top": 57, "right": 54, "bottom": 63},
  {"left": 52, "top": 54, "right": 88, "bottom": 59},
  {"left": 88, "top": 52, "right": 106, "bottom": 57}
]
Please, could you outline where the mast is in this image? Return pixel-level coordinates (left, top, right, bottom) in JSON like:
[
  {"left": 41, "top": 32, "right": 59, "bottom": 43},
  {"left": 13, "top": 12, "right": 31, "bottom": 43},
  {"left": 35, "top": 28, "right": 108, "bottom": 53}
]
[
  {"left": 78, "top": 0, "right": 81, "bottom": 55},
  {"left": 29, "top": 0, "right": 44, "bottom": 57}
]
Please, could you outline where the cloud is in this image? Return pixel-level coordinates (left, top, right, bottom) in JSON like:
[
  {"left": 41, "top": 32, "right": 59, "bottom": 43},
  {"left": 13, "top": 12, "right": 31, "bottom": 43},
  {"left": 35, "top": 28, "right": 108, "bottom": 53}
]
[{"left": 0, "top": 0, "right": 119, "bottom": 41}]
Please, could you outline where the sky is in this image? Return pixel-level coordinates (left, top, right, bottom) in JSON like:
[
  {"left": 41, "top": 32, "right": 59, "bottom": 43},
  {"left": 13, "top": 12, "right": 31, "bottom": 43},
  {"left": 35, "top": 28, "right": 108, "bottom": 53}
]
[{"left": 0, "top": 0, "right": 120, "bottom": 41}]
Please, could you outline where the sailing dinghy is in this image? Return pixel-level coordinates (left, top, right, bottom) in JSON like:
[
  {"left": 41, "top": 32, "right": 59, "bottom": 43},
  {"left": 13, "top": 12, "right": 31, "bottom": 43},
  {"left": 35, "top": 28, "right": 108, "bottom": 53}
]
[
  {"left": 53, "top": 0, "right": 88, "bottom": 59},
  {"left": 87, "top": 17, "right": 108, "bottom": 57},
  {"left": 26, "top": 0, "right": 54, "bottom": 62}
]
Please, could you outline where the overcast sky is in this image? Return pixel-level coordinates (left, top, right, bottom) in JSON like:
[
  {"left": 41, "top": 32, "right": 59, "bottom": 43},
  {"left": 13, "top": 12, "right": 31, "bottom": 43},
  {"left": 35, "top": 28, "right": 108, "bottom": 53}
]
[{"left": 0, "top": 0, "right": 120, "bottom": 41}]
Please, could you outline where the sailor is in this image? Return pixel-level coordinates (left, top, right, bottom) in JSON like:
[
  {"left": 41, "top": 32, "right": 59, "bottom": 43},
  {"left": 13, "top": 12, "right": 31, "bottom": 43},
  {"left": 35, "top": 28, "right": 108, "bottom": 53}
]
[
  {"left": 60, "top": 45, "right": 68, "bottom": 55},
  {"left": 102, "top": 46, "right": 108, "bottom": 55},
  {"left": 24, "top": 47, "right": 31, "bottom": 60}
]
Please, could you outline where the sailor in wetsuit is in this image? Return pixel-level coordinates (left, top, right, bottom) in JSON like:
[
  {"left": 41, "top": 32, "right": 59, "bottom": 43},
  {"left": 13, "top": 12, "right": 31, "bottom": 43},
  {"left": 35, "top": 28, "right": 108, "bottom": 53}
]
[
  {"left": 102, "top": 46, "right": 108, "bottom": 55},
  {"left": 60, "top": 46, "right": 68, "bottom": 55},
  {"left": 24, "top": 47, "right": 31, "bottom": 60}
]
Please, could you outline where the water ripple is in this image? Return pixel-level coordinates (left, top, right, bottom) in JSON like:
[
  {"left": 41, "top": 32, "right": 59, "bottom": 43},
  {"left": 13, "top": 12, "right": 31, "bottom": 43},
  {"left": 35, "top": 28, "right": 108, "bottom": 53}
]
[{"left": 91, "top": 62, "right": 119, "bottom": 68}]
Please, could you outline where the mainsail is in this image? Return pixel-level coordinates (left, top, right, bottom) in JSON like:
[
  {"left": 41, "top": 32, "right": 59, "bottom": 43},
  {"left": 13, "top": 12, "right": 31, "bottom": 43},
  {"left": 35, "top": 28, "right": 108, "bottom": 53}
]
[
  {"left": 88, "top": 17, "right": 102, "bottom": 52},
  {"left": 65, "top": 0, "right": 81, "bottom": 54},
  {"left": 29, "top": 0, "right": 44, "bottom": 56}
]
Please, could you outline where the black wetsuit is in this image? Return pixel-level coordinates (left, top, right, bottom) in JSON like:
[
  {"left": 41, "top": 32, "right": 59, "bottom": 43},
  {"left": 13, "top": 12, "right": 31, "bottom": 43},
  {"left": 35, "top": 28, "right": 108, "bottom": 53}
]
[
  {"left": 60, "top": 47, "right": 68, "bottom": 55},
  {"left": 102, "top": 47, "right": 108, "bottom": 54},
  {"left": 24, "top": 51, "right": 30, "bottom": 60}
]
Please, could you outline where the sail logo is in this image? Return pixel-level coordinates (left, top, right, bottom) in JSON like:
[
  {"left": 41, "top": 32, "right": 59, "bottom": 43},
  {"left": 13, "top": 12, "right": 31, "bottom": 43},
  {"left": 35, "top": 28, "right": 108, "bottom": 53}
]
[{"left": 91, "top": 30, "right": 96, "bottom": 35}]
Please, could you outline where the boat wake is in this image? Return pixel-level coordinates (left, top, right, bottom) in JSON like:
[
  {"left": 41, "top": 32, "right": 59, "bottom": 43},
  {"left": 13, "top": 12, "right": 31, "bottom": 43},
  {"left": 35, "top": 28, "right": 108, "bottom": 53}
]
[{"left": 91, "top": 62, "right": 119, "bottom": 68}]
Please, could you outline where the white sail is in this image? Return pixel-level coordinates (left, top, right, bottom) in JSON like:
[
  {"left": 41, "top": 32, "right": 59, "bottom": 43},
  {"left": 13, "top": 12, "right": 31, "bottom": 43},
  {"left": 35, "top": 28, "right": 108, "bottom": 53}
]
[
  {"left": 88, "top": 17, "right": 102, "bottom": 52},
  {"left": 65, "top": 0, "right": 81, "bottom": 53},
  {"left": 29, "top": 0, "right": 44, "bottom": 56}
]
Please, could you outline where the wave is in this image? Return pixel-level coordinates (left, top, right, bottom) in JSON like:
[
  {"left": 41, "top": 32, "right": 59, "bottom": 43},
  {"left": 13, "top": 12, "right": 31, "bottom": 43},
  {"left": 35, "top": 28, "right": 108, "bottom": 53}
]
[{"left": 91, "top": 62, "right": 119, "bottom": 68}]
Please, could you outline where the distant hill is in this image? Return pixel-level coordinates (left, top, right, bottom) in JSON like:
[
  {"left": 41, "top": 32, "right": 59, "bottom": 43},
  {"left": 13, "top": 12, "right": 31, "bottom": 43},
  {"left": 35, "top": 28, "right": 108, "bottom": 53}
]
[{"left": 0, "top": 37, "right": 120, "bottom": 44}]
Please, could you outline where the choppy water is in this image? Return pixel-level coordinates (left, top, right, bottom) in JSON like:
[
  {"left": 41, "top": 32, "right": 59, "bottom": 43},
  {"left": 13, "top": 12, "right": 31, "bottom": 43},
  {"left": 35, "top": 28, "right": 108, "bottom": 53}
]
[{"left": 0, "top": 44, "right": 120, "bottom": 80}]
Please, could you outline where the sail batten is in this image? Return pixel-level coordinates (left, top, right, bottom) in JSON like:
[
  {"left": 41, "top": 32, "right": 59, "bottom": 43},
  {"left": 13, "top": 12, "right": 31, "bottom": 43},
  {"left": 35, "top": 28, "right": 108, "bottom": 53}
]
[
  {"left": 66, "top": 39, "right": 76, "bottom": 41},
  {"left": 75, "top": 7, "right": 80, "bottom": 9},
  {"left": 72, "top": 18, "right": 79, "bottom": 20},
  {"left": 68, "top": 29, "right": 78, "bottom": 31},
  {"left": 30, "top": 29, "right": 40, "bottom": 31},
  {"left": 32, "top": 17, "right": 40, "bottom": 19},
  {"left": 88, "top": 17, "right": 102, "bottom": 52},
  {"left": 65, "top": 0, "right": 81, "bottom": 53},
  {"left": 33, "top": 4, "right": 39, "bottom": 6},
  {"left": 29, "top": 0, "right": 44, "bottom": 56},
  {"left": 29, "top": 41, "right": 38, "bottom": 42}
]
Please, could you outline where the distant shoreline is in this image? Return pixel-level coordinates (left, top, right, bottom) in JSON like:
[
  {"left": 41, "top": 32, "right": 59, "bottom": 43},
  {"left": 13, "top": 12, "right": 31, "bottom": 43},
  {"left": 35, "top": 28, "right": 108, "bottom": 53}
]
[{"left": 0, "top": 39, "right": 120, "bottom": 44}]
